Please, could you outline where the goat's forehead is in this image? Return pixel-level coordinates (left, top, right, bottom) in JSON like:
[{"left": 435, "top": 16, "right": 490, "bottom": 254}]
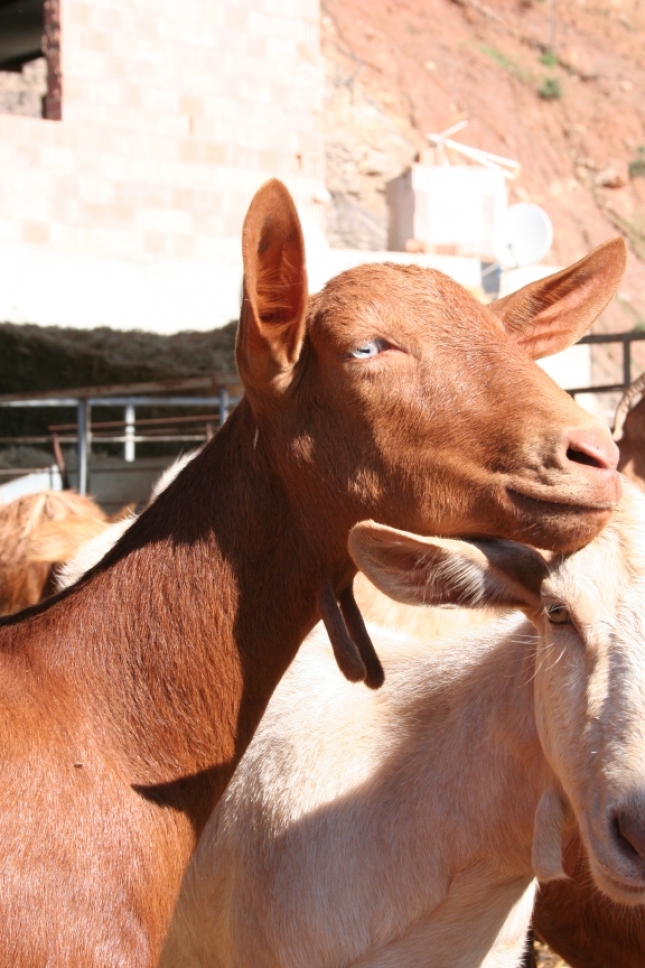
[{"left": 309, "top": 263, "right": 497, "bottom": 340}]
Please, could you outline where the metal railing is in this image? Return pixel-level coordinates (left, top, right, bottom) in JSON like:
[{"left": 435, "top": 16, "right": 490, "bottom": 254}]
[
  {"left": 0, "top": 376, "right": 242, "bottom": 495},
  {"left": 567, "top": 331, "right": 645, "bottom": 400}
]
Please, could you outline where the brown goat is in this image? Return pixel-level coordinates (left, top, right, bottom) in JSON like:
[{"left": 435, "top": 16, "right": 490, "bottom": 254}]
[
  {"left": 533, "top": 831, "right": 645, "bottom": 968},
  {"left": 0, "top": 179, "right": 625, "bottom": 967},
  {"left": 0, "top": 489, "right": 108, "bottom": 616}
]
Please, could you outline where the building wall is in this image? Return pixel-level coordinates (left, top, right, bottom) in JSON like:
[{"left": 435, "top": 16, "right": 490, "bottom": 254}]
[
  {"left": 0, "top": 0, "right": 325, "bottom": 291},
  {"left": 0, "top": 59, "right": 47, "bottom": 119}
]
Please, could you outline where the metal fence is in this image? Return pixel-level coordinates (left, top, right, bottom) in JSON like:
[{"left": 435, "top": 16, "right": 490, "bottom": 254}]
[
  {"left": 0, "top": 376, "right": 242, "bottom": 495},
  {"left": 568, "top": 331, "right": 645, "bottom": 400}
]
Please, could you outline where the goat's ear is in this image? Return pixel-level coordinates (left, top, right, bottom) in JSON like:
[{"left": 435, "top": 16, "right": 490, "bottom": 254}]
[
  {"left": 236, "top": 179, "right": 308, "bottom": 395},
  {"left": 532, "top": 785, "right": 568, "bottom": 881},
  {"left": 491, "top": 237, "right": 627, "bottom": 360},
  {"left": 348, "top": 521, "right": 548, "bottom": 611}
]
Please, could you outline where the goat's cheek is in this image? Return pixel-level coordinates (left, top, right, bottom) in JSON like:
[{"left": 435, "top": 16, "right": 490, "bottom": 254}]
[{"left": 534, "top": 635, "right": 587, "bottom": 781}]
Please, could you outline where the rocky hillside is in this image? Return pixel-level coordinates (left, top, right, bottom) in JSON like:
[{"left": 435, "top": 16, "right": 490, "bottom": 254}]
[{"left": 321, "top": 0, "right": 645, "bottom": 333}]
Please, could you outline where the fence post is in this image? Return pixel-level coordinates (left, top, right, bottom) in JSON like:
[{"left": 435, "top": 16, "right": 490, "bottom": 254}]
[
  {"left": 77, "top": 399, "right": 90, "bottom": 496},
  {"left": 124, "top": 404, "right": 136, "bottom": 462},
  {"left": 219, "top": 387, "right": 229, "bottom": 426},
  {"left": 623, "top": 334, "right": 632, "bottom": 389}
]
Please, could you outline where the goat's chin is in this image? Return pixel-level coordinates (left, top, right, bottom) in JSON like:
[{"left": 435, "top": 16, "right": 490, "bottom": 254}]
[
  {"left": 493, "top": 490, "right": 612, "bottom": 553},
  {"left": 480, "top": 490, "right": 613, "bottom": 553}
]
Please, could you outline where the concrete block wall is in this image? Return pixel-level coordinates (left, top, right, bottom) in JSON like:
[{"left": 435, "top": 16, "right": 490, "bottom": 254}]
[
  {"left": 0, "top": 60, "right": 47, "bottom": 119},
  {"left": 0, "top": 0, "right": 325, "bottom": 278}
]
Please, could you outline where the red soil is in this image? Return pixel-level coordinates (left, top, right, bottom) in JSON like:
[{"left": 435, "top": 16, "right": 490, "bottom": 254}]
[{"left": 322, "top": 0, "right": 645, "bottom": 332}]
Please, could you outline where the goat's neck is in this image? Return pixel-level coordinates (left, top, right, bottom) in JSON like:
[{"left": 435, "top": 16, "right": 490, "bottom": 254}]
[
  {"left": 4, "top": 401, "right": 354, "bottom": 829},
  {"left": 383, "top": 621, "right": 548, "bottom": 869}
]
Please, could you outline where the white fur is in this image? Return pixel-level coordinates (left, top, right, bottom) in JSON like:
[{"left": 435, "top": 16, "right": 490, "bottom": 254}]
[
  {"left": 56, "top": 515, "right": 135, "bottom": 589},
  {"left": 57, "top": 452, "right": 200, "bottom": 590},
  {"left": 160, "top": 482, "right": 645, "bottom": 968},
  {"left": 149, "top": 449, "right": 202, "bottom": 502}
]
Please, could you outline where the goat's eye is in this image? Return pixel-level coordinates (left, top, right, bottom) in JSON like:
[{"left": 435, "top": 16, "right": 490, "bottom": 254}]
[
  {"left": 547, "top": 603, "right": 571, "bottom": 625},
  {"left": 349, "top": 339, "right": 387, "bottom": 359}
]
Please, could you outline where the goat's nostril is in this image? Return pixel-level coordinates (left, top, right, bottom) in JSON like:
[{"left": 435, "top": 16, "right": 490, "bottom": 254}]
[
  {"left": 564, "top": 428, "right": 619, "bottom": 473},
  {"left": 566, "top": 446, "right": 603, "bottom": 469},
  {"left": 614, "top": 811, "right": 645, "bottom": 863}
]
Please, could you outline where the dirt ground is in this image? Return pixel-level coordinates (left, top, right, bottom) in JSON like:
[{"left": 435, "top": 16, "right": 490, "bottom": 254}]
[{"left": 321, "top": 0, "right": 645, "bottom": 333}]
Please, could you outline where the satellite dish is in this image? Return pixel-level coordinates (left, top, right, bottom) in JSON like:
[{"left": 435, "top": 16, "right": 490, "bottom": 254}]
[
  {"left": 296, "top": 208, "right": 330, "bottom": 294},
  {"left": 491, "top": 203, "right": 553, "bottom": 269}
]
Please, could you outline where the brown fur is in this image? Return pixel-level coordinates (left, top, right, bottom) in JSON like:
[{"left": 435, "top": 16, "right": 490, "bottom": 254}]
[
  {"left": 28, "top": 514, "right": 116, "bottom": 565},
  {"left": 0, "top": 180, "right": 626, "bottom": 966},
  {"left": 0, "top": 490, "right": 108, "bottom": 615},
  {"left": 533, "top": 831, "right": 645, "bottom": 968}
]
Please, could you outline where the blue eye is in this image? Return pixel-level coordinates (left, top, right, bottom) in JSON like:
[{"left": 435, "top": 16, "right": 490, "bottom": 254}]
[{"left": 350, "top": 339, "right": 387, "bottom": 359}]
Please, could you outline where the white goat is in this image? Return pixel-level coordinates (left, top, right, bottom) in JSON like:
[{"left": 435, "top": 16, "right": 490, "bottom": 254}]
[{"left": 160, "top": 482, "right": 645, "bottom": 968}]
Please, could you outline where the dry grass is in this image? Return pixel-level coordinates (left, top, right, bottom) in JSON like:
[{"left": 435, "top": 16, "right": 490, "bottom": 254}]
[{"left": 535, "top": 940, "right": 570, "bottom": 967}]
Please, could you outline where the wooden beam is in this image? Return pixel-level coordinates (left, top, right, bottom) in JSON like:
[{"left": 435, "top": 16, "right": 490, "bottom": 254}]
[{"left": 43, "top": 0, "right": 61, "bottom": 120}]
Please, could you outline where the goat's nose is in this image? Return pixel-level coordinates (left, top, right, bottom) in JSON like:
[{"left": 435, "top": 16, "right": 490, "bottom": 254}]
[
  {"left": 564, "top": 426, "right": 619, "bottom": 472},
  {"left": 613, "top": 804, "right": 645, "bottom": 863}
]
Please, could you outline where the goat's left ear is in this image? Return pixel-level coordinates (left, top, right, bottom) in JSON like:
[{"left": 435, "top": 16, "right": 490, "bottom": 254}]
[
  {"left": 236, "top": 179, "right": 308, "bottom": 397},
  {"left": 348, "top": 521, "right": 548, "bottom": 611},
  {"left": 490, "top": 237, "right": 627, "bottom": 360}
]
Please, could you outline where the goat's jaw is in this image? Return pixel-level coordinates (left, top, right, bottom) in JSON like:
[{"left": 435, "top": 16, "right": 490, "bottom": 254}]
[{"left": 498, "top": 488, "right": 615, "bottom": 553}]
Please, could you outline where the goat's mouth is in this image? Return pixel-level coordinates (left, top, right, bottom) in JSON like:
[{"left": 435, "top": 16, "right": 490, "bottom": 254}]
[
  {"left": 506, "top": 461, "right": 621, "bottom": 513},
  {"left": 583, "top": 820, "right": 645, "bottom": 906},
  {"left": 588, "top": 860, "right": 645, "bottom": 906},
  {"left": 502, "top": 488, "right": 615, "bottom": 551},
  {"left": 506, "top": 487, "right": 618, "bottom": 515}
]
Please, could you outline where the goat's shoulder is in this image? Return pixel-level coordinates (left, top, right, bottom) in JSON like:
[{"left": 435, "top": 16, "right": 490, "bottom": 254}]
[{"left": 223, "top": 613, "right": 529, "bottom": 823}]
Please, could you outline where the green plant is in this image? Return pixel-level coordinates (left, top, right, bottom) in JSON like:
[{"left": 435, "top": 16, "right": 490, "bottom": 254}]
[
  {"left": 480, "top": 45, "right": 531, "bottom": 82},
  {"left": 629, "top": 145, "right": 645, "bottom": 179},
  {"left": 539, "top": 50, "right": 558, "bottom": 67},
  {"left": 602, "top": 210, "right": 645, "bottom": 262},
  {"left": 538, "top": 77, "right": 562, "bottom": 99}
]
